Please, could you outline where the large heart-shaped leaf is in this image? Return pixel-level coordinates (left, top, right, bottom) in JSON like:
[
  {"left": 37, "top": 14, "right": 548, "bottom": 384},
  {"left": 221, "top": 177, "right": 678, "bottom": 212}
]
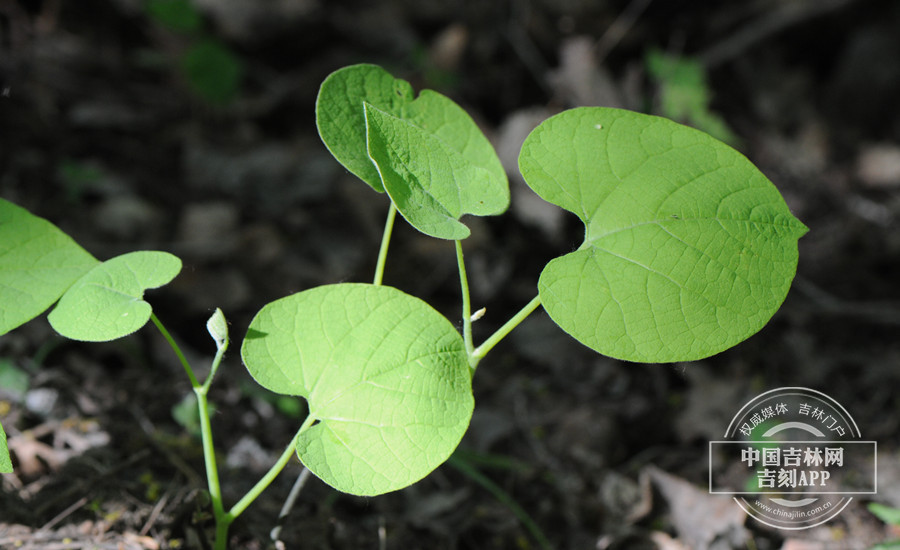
[
  {"left": 0, "top": 199, "right": 99, "bottom": 336},
  {"left": 0, "top": 422, "right": 11, "bottom": 473},
  {"left": 48, "top": 251, "right": 182, "bottom": 342},
  {"left": 519, "top": 107, "right": 808, "bottom": 362},
  {"left": 241, "top": 283, "right": 473, "bottom": 496},
  {"left": 316, "top": 64, "right": 508, "bottom": 239}
]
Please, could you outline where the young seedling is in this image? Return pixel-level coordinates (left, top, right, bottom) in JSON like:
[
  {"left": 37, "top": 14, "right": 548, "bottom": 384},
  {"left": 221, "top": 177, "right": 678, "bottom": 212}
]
[
  {"left": 869, "top": 502, "right": 900, "bottom": 549},
  {"left": 0, "top": 63, "right": 807, "bottom": 548}
]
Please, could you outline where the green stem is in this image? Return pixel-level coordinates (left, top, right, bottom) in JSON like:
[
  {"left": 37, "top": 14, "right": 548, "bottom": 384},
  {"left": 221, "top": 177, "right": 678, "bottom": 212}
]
[
  {"left": 455, "top": 240, "right": 475, "bottom": 363},
  {"left": 202, "top": 337, "right": 229, "bottom": 394},
  {"left": 152, "top": 314, "right": 229, "bottom": 547},
  {"left": 224, "top": 415, "right": 315, "bottom": 523},
  {"left": 150, "top": 313, "right": 201, "bottom": 389},
  {"left": 373, "top": 203, "right": 398, "bottom": 286},
  {"left": 194, "top": 338, "right": 229, "bottom": 542},
  {"left": 471, "top": 295, "right": 541, "bottom": 366},
  {"left": 195, "top": 383, "right": 225, "bottom": 530},
  {"left": 214, "top": 519, "right": 230, "bottom": 550}
]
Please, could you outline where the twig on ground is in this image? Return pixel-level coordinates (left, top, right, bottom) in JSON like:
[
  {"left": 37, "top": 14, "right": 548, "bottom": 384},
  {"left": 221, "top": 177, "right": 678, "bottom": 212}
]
[
  {"left": 793, "top": 276, "right": 900, "bottom": 325},
  {"left": 594, "top": 0, "right": 655, "bottom": 64},
  {"left": 699, "top": 0, "right": 859, "bottom": 67},
  {"left": 269, "top": 466, "right": 312, "bottom": 544},
  {"left": 37, "top": 496, "right": 89, "bottom": 533}
]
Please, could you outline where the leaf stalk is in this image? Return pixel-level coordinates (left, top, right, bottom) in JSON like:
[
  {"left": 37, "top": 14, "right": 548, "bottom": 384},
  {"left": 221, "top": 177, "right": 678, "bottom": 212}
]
[
  {"left": 471, "top": 295, "right": 542, "bottom": 366},
  {"left": 150, "top": 313, "right": 200, "bottom": 388},
  {"left": 455, "top": 240, "right": 476, "bottom": 364},
  {"left": 373, "top": 203, "right": 398, "bottom": 286}
]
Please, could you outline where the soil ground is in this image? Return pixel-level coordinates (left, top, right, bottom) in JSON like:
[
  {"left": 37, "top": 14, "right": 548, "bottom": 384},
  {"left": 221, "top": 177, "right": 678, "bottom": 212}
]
[{"left": 2, "top": 0, "right": 900, "bottom": 548}]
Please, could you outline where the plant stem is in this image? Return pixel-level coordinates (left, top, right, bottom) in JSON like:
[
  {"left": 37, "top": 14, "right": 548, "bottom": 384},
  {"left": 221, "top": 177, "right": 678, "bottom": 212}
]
[
  {"left": 224, "top": 415, "right": 315, "bottom": 523},
  {"left": 373, "top": 203, "right": 398, "bottom": 286},
  {"left": 194, "top": 336, "right": 229, "bottom": 540},
  {"left": 202, "top": 335, "right": 229, "bottom": 394},
  {"left": 471, "top": 295, "right": 541, "bottom": 366},
  {"left": 213, "top": 518, "right": 230, "bottom": 550},
  {"left": 152, "top": 314, "right": 230, "bottom": 547},
  {"left": 455, "top": 240, "right": 475, "bottom": 363},
  {"left": 195, "top": 382, "right": 226, "bottom": 530},
  {"left": 150, "top": 313, "right": 201, "bottom": 388}
]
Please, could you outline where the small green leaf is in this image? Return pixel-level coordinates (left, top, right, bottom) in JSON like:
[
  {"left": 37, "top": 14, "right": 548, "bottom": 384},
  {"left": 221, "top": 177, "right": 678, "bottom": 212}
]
[
  {"left": 241, "top": 283, "right": 473, "bottom": 496},
  {"left": 316, "top": 64, "right": 508, "bottom": 239},
  {"left": 365, "top": 102, "right": 507, "bottom": 239},
  {"left": 48, "top": 251, "right": 182, "bottom": 342},
  {"left": 645, "top": 49, "right": 738, "bottom": 146},
  {"left": 145, "top": 0, "right": 203, "bottom": 33},
  {"left": 172, "top": 392, "right": 214, "bottom": 438},
  {"left": 182, "top": 39, "right": 243, "bottom": 104},
  {"left": 206, "top": 307, "right": 228, "bottom": 350},
  {"left": 870, "top": 502, "right": 900, "bottom": 527},
  {"left": 0, "top": 422, "right": 11, "bottom": 473},
  {"left": 0, "top": 199, "right": 99, "bottom": 336},
  {"left": 0, "top": 359, "right": 30, "bottom": 401},
  {"left": 519, "top": 107, "right": 808, "bottom": 363}
]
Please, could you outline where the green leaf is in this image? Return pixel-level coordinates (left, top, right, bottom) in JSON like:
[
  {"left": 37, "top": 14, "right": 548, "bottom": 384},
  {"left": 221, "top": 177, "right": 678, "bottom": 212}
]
[
  {"left": 145, "top": 0, "right": 203, "bottom": 33},
  {"left": 48, "top": 251, "right": 182, "bottom": 342},
  {"left": 0, "top": 359, "right": 30, "bottom": 401},
  {"left": 172, "top": 392, "right": 214, "bottom": 438},
  {"left": 241, "top": 283, "right": 473, "bottom": 496},
  {"left": 316, "top": 64, "right": 508, "bottom": 239},
  {"left": 519, "top": 107, "right": 808, "bottom": 363},
  {"left": 316, "top": 64, "right": 414, "bottom": 191},
  {"left": 365, "top": 102, "right": 507, "bottom": 239},
  {"left": 0, "top": 199, "right": 99, "bottom": 336},
  {"left": 206, "top": 307, "right": 228, "bottom": 350},
  {"left": 870, "top": 502, "right": 900, "bottom": 526},
  {"left": 645, "top": 49, "right": 738, "bottom": 146},
  {"left": 0, "top": 422, "right": 11, "bottom": 473},
  {"left": 182, "top": 39, "right": 243, "bottom": 105}
]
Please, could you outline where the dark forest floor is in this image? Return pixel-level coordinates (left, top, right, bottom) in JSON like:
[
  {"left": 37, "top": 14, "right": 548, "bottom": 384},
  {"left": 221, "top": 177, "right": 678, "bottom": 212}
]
[{"left": 2, "top": 0, "right": 900, "bottom": 548}]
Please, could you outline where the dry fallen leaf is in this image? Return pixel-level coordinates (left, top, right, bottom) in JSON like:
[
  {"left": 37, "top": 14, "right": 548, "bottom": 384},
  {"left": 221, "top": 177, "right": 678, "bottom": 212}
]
[
  {"left": 857, "top": 144, "right": 900, "bottom": 188},
  {"left": 651, "top": 530, "right": 692, "bottom": 550},
  {"left": 646, "top": 466, "right": 749, "bottom": 550}
]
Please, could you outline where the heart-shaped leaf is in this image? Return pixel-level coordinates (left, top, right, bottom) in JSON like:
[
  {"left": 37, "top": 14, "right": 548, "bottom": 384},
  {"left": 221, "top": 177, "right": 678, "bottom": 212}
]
[
  {"left": 0, "top": 422, "right": 11, "bottom": 473},
  {"left": 316, "top": 64, "right": 508, "bottom": 239},
  {"left": 519, "top": 107, "right": 808, "bottom": 362},
  {"left": 365, "top": 102, "right": 507, "bottom": 239},
  {"left": 0, "top": 199, "right": 99, "bottom": 336},
  {"left": 241, "top": 283, "right": 473, "bottom": 496},
  {"left": 48, "top": 251, "right": 182, "bottom": 342},
  {"left": 316, "top": 64, "right": 415, "bottom": 191}
]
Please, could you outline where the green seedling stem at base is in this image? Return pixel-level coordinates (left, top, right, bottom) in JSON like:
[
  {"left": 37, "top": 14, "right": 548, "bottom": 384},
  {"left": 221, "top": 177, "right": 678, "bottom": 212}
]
[{"left": 0, "top": 62, "right": 807, "bottom": 548}]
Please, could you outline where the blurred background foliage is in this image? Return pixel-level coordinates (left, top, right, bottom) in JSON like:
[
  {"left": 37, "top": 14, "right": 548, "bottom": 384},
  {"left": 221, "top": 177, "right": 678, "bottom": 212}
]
[{"left": 1, "top": 0, "right": 900, "bottom": 548}]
